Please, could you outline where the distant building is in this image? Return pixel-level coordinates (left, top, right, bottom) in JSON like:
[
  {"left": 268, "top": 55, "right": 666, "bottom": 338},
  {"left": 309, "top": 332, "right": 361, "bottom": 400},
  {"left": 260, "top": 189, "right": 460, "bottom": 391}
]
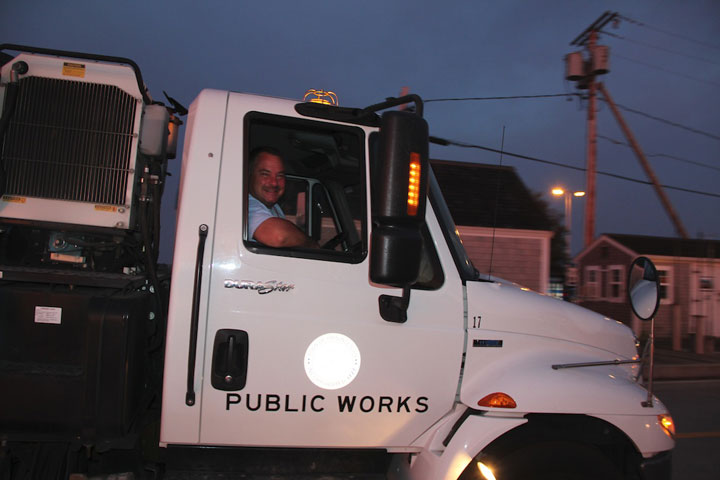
[
  {"left": 431, "top": 160, "right": 556, "bottom": 293},
  {"left": 575, "top": 233, "right": 720, "bottom": 349},
  {"left": 1, "top": 52, "right": 13, "bottom": 67}
]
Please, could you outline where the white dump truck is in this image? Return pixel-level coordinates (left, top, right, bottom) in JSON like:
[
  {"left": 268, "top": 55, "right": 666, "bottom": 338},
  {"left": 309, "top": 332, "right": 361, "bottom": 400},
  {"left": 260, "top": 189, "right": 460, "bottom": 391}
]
[{"left": 0, "top": 45, "right": 674, "bottom": 480}]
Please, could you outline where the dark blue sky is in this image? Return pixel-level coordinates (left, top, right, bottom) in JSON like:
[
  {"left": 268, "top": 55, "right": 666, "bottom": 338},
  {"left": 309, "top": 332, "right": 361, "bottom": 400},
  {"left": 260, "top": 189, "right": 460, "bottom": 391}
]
[{"left": 2, "top": 0, "right": 718, "bottom": 262}]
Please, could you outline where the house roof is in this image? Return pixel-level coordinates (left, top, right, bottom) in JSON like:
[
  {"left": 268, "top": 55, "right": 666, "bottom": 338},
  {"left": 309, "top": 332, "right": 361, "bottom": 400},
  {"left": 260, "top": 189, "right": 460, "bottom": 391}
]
[
  {"left": 0, "top": 52, "right": 13, "bottom": 67},
  {"left": 606, "top": 233, "right": 720, "bottom": 259},
  {"left": 431, "top": 159, "right": 554, "bottom": 230}
]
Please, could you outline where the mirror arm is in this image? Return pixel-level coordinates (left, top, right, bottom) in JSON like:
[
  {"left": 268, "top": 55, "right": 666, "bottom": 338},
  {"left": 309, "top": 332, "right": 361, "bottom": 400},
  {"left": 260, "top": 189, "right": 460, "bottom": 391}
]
[
  {"left": 362, "top": 95, "right": 424, "bottom": 118},
  {"left": 379, "top": 287, "right": 411, "bottom": 323},
  {"left": 641, "top": 317, "right": 656, "bottom": 408}
]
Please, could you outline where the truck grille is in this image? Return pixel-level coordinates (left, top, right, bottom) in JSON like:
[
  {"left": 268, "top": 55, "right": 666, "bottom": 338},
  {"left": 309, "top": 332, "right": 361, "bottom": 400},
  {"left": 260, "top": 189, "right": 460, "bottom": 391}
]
[{"left": 1, "top": 76, "right": 138, "bottom": 206}]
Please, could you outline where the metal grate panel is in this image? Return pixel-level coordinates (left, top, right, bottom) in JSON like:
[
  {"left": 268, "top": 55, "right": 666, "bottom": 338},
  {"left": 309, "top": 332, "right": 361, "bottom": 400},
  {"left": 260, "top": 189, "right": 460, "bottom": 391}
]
[{"left": 1, "top": 76, "right": 138, "bottom": 206}]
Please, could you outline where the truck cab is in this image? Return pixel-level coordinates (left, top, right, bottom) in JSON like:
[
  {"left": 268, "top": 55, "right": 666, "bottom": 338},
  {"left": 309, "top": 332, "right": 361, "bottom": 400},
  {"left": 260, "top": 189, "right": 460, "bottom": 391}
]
[{"left": 160, "top": 89, "right": 674, "bottom": 479}]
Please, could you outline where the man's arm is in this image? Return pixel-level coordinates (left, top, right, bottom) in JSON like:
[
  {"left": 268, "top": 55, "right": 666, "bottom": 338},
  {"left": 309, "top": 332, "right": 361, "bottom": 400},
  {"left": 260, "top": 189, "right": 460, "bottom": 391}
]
[{"left": 253, "top": 217, "right": 318, "bottom": 248}]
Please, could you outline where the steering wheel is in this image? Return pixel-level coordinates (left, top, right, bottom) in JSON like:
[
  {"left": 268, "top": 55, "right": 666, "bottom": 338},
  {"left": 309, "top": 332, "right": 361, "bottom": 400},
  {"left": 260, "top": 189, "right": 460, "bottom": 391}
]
[{"left": 321, "top": 232, "right": 347, "bottom": 250}]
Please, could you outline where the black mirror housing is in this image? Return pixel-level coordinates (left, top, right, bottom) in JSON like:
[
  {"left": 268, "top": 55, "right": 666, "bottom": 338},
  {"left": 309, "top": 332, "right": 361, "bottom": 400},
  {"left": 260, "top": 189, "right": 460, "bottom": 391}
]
[
  {"left": 370, "top": 110, "right": 429, "bottom": 287},
  {"left": 372, "top": 111, "right": 429, "bottom": 222},
  {"left": 370, "top": 224, "right": 422, "bottom": 287}
]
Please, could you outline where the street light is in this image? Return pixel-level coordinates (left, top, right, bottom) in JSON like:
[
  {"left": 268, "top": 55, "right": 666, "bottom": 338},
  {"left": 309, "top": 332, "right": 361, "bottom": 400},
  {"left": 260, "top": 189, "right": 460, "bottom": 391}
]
[
  {"left": 552, "top": 187, "right": 585, "bottom": 298},
  {"left": 551, "top": 187, "right": 585, "bottom": 260}
]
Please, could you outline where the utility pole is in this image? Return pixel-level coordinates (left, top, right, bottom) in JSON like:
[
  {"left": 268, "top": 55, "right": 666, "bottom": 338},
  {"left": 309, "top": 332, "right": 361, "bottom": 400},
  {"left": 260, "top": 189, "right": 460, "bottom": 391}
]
[
  {"left": 567, "top": 11, "right": 617, "bottom": 248},
  {"left": 584, "top": 30, "right": 598, "bottom": 248},
  {"left": 567, "top": 12, "right": 690, "bottom": 243},
  {"left": 398, "top": 86, "right": 410, "bottom": 110}
]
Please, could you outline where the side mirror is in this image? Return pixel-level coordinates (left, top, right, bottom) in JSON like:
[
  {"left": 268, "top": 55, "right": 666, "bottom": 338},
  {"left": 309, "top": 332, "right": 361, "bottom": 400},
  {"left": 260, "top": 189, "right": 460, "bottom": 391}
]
[
  {"left": 369, "top": 110, "right": 429, "bottom": 323},
  {"left": 627, "top": 256, "right": 662, "bottom": 408},
  {"left": 369, "top": 110, "right": 429, "bottom": 288},
  {"left": 627, "top": 256, "right": 660, "bottom": 321}
]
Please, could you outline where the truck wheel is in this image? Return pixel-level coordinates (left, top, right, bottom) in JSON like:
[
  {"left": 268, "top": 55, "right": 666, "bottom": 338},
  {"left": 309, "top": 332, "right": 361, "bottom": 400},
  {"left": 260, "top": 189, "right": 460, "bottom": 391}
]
[{"left": 489, "top": 441, "right": 622, "bottom": 480}]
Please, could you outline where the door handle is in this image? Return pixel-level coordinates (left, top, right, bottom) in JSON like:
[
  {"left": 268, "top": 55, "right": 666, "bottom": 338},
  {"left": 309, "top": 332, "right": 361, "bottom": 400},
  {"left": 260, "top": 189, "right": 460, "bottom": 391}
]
[{"left": 211, "top": 329, "right": 249, "bottom": 391}]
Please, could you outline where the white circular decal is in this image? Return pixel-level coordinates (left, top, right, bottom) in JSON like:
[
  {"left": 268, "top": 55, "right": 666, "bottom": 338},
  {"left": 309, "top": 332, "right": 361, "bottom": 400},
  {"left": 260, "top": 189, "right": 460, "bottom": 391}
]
[{"left": 304, "top": 333, "right": 361, "bottom": 390}]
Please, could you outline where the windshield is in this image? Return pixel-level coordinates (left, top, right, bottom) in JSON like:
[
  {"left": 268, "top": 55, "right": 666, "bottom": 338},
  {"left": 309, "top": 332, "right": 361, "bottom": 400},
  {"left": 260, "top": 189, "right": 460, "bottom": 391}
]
[{"left": 428, "top": 169, "right": 478, "bottom": 281}]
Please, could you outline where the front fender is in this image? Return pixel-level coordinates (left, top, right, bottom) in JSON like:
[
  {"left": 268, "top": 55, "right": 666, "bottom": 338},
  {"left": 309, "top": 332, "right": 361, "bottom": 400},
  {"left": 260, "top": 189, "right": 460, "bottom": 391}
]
[
  {"left": 390, "top": 412, "right": 526, "bottom": 480},
  {"left": 460, "top": 330, "right": 664, "bottom": 417}
]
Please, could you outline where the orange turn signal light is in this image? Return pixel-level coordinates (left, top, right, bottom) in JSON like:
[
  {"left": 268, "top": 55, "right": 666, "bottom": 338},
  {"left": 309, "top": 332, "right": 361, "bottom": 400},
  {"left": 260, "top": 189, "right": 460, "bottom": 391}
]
[
  {"left": 658, "top": 414, "right": 675, "bottom": 438},
  {"left": 407, "top": 153, "right": 421, "bottom": 215},
  {"left": 477, "top": 392, "right": 517, "bottom": 409}
]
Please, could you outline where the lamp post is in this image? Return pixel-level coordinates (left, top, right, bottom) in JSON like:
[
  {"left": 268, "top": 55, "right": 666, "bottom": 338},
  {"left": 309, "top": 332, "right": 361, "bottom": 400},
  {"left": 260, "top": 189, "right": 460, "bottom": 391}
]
[
  {"left": 551, "top": 187, "right": 585, "bottom": 261},
  {"left": 552, "top": 187, "right": 585, "bottom": 299}
]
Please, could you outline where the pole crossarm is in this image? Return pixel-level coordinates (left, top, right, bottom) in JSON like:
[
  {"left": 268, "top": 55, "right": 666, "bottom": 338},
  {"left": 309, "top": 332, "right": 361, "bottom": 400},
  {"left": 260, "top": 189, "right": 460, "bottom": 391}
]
[{"left": 570, "top": 11, "right": 619, "bottom": 46}]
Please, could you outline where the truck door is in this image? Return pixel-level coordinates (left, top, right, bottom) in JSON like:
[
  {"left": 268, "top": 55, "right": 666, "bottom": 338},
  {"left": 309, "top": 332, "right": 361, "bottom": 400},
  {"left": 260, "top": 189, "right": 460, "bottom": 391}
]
[{"left": 196, "top": 96, "right": 465, "bottom": 447}]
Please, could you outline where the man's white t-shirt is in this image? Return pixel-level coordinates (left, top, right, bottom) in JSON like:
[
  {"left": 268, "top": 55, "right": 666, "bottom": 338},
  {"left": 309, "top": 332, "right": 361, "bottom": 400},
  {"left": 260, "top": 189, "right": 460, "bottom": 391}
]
[{"left": 248, "top": 194, "right": 285, "bottom": 240}]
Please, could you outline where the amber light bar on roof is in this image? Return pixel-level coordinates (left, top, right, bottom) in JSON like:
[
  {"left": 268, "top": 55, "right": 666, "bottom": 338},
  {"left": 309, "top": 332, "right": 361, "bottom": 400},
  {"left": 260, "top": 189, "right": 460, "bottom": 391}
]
[
  {"left": 407, "top": 153, "right": 421, "bottom": 216},
  {"left": 303, "top": 89, "right": 338, "bottom": 106}
]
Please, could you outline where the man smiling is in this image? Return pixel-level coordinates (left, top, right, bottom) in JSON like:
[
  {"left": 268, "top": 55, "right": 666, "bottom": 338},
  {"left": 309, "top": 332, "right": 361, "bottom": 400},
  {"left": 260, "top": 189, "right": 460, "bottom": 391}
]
[{"left": 247, "top": 147, "right": 316, "bottom": 248}]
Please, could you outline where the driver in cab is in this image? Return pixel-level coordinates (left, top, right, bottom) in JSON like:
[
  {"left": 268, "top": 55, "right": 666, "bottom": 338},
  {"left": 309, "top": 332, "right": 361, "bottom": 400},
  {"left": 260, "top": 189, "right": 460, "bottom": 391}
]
[{"left": 248, "top": 147, "right": 317, "bottom": 248}]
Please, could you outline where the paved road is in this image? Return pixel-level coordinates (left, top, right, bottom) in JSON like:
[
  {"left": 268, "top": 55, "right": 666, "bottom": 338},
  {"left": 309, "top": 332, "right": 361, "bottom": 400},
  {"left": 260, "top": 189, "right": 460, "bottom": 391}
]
[{"left": 654, "top": 379, "right": 720, "bottom": 480}]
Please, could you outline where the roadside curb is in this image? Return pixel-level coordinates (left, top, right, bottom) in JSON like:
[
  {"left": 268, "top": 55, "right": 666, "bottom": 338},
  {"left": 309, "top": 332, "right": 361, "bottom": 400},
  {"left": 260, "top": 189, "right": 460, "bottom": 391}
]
[
  {"left": 652, "top": 363, "right": 720, "bottom": 381},
  {"left": 650, "top": 348, "right": 720, "bottom": 380}
]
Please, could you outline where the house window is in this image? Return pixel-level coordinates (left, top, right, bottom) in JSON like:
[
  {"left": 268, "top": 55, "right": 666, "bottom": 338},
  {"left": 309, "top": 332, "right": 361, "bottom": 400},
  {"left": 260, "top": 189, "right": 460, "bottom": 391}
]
[
  {"left": 657, "top": 267, "right": 674, "bottom": 305},
  {"left": 584, "top": 266, "right": 601, "bottom": 299},
  {"left": 607, "top": 265, "right": 624, "bottom": 302},
  {"left": 699, "top": 277, "right": 714, "bottom": 290}
]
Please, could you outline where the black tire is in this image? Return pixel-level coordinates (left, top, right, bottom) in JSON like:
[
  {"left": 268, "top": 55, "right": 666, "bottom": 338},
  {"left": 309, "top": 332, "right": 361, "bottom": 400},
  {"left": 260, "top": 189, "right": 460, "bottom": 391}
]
[{"left": 489, "top": 441, "right": 622, "bottom": 480}]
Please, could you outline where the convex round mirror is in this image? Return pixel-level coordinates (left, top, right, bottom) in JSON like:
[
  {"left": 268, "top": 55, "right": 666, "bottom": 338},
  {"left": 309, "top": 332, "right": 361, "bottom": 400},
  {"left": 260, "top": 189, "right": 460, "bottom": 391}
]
[{"left": 627, "top": 256, "right": 661, "bottom": 321}]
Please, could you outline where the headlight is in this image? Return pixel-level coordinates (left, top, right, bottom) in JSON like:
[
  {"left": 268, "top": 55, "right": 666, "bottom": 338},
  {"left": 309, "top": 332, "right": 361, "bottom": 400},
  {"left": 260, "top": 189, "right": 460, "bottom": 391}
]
[{"left": 477, "top": 461, "right": 497, "bottom": 480}]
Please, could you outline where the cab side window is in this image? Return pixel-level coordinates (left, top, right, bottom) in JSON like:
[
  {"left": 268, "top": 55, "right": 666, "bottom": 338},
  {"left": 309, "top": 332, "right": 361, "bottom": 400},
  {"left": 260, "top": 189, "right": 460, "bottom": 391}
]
[{"left": 244, "top": 113, "right": 367, "bottom": 263}]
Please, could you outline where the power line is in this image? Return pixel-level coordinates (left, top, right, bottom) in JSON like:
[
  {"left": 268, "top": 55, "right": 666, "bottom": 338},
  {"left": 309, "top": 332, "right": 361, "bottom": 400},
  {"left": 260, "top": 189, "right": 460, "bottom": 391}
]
[
  {"left": 601, "top": 30, "right": 720, "bottom": 66},
  {"left": 619, "top": 14, "right": 720, "bottom": 51},
  {"left": 598, "top": 134, "right": 720, "bottom": 172},
  {"left": 613, "top": 52, "right": 720, "bottom": 87},
  {"left": 426, "top": 91, "right": 720, "bottom": 141},
  {"left": 602, "top": 99, "right": 720, "bottom": 141},
  {"left": 430, "top": 135, "right": 720, "bottom": 199},
  {"left": 425, "top": 94, "right": 580, "bottom": 102}
]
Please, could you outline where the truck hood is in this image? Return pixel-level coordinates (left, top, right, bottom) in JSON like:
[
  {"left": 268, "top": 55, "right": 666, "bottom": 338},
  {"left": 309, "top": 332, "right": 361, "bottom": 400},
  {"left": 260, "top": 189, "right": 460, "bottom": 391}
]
[{"left": 466, "top": 280, "right": 638, "bottom": 359}]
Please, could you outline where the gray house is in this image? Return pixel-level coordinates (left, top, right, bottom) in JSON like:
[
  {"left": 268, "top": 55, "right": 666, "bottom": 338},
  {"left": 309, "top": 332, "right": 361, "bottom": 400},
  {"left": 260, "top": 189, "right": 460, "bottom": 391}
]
[{"left": 575, "top": 233, "right": 720, "bottom": 352}]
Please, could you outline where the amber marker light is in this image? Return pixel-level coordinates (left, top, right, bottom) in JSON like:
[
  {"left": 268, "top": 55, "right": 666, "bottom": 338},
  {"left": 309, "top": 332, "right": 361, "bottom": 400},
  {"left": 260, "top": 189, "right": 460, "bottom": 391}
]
[
  {"left": 407, "top": 153, "right": 421, "bottom": 216},
  {"left": 303, "top": 89, "right": 338, "bottom": 106},
  {"left": 477, "top": 392, "right": 517, "bottom": 409},
  {"left": 658, "top": 414, "right": 675, "bottom": 438}
]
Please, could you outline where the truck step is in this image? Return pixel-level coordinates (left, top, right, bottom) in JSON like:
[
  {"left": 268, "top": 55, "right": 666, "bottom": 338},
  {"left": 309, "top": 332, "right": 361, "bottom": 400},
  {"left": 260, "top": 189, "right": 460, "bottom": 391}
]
[
  {"left": 72, "top": 473, "right": 386, "bottom": 480},
  {"left": 160, "top": 447, "right": 391, "bottom": 479},
  {"left": 163, "top": 474, "right": 386, "bottom": 480}
]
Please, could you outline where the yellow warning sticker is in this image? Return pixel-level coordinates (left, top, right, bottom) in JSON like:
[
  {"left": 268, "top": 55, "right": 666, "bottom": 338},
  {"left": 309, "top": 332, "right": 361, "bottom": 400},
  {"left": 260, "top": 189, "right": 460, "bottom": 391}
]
[
  {"left": 1, "top": 195, "right": 26, "bottom": 204},
  {"left": 62, "top": 62, "right": 86, "bottom": 78},
  {"left": 94, "top": 205, "right": 118, "bottom": 212}
]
